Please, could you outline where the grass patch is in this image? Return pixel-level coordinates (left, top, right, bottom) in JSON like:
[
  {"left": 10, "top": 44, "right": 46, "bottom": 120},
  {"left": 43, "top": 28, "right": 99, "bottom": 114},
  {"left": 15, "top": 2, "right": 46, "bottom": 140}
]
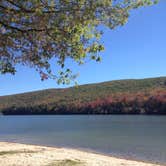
[
  {"left": 0, "top": 150, "right": 38, "bottom": 156},
  {"left": 47, "top": 159, "right": 85, "bottom": 166}
]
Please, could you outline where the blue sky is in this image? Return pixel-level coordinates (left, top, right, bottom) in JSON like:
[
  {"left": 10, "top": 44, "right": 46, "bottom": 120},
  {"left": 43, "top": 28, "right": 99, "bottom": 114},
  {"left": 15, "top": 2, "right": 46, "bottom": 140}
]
[{"left": 0, "top": 1, "right": 166, "bottom": 96}]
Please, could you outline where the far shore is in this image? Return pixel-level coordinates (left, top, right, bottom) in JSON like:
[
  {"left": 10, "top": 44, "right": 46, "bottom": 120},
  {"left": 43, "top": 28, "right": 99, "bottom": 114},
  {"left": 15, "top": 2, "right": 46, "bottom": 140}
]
[{"left": 0, "top": 142, "right": 164, "bottom": 166}]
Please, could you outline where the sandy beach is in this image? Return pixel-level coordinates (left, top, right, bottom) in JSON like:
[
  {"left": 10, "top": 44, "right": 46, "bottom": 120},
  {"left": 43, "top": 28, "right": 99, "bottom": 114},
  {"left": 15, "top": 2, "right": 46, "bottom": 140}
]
[{"left": 0, "top": 142, "right": 164, "bottom": 166}]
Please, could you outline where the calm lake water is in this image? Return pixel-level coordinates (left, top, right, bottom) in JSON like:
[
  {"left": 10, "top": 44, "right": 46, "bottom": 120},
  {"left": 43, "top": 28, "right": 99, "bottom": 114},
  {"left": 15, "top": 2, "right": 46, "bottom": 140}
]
[{"left": 0, "top": 115, "right": 166, "bottom": 164}]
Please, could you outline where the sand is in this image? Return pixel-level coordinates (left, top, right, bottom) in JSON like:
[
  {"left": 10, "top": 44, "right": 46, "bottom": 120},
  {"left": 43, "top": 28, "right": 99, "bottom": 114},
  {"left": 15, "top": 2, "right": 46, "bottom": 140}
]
[{"left": 0, "top": 142, "right": 164, "bottom": 166}]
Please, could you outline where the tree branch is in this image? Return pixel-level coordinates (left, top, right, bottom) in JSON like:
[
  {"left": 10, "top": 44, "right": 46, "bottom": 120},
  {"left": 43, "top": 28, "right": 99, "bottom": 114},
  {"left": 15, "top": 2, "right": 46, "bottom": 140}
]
[{"left": 0, "top": 20, "right": 48, "bottom": 33}]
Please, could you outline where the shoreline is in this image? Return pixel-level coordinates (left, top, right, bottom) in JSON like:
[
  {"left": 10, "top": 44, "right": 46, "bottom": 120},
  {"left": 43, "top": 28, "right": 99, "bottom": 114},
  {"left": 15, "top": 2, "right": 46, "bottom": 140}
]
[
  {"left": 2, "top": 140, "right": 164, "bottom": 165},
  {"left": 0, "top": 142, "right": 165, "bottom": 166}
]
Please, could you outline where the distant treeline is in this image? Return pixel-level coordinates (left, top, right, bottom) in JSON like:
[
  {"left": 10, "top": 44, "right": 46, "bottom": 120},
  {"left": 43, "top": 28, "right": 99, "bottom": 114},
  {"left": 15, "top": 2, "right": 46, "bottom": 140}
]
[
  {"left": 2, "top": 90, "right": 166, "bottom": 115},
  {"left": 0, "top": 77, "right": 166, "bottom": 115}
]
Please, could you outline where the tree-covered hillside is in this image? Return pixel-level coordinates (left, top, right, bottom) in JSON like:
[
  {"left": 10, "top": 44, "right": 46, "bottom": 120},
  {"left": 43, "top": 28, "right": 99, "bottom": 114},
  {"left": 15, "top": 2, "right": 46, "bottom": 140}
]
[{"left": 0, "top": 77, "right": 166, "bottom": 115}]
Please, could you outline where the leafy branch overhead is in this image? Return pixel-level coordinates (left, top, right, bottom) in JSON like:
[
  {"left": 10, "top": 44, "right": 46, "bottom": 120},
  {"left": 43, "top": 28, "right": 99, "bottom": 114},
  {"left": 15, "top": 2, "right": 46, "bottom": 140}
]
[{"left": 0, "top": 0, "right": 158, "bottom": 83}]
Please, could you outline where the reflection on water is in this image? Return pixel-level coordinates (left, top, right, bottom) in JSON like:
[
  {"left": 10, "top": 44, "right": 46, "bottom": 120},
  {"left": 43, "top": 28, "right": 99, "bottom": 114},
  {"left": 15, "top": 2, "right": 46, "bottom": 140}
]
[{"left": 0, "top": 115, "right": 166, "bottom": 164}]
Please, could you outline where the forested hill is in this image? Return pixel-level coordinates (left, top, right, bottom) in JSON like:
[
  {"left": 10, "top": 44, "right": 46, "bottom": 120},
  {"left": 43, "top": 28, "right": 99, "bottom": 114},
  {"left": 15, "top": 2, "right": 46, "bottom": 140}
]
[{"left": 0, "top": 77, "right": 166, "bottom": 115}]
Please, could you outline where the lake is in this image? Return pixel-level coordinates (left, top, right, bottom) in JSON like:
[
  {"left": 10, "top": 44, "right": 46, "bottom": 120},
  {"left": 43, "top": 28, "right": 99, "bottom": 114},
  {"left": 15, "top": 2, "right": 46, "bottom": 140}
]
[{"left": 0, "top": 115, "right": 166, "bottom": 164}]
